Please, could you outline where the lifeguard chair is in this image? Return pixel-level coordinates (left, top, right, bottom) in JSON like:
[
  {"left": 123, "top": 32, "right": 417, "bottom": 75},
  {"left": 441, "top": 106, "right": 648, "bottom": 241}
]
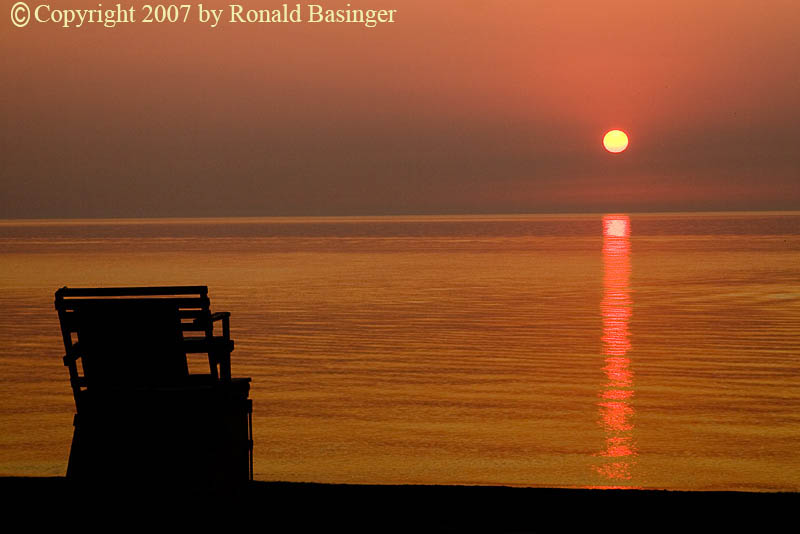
[{"left": 54, "top": 286, "right": 253, "bottom": 488}]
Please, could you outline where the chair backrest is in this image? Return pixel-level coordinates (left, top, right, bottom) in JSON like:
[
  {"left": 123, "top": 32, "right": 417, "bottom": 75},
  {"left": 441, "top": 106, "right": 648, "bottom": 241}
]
[{"left": 55, "top": 286, "right": 211, "bottom": 391}]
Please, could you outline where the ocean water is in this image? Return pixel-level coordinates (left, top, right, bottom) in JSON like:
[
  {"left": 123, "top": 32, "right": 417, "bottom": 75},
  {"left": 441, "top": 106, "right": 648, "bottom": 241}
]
[{"left": 1, "top": 212, "right": 798, "bottom": 491}]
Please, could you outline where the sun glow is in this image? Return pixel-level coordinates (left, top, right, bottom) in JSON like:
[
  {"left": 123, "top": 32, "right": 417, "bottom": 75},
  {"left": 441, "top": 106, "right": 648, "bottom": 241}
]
[
  {"left": 603, "top": 130, "right": 629, "bottom": 153},
  {"left": 595, "top": 214, "right": 636, "bottom": 483}
]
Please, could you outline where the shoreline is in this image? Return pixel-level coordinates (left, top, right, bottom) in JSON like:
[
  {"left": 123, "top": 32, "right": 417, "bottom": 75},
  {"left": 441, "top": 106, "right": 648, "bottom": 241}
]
[{"left": 4, "top": 476, "right": 797, "bottom": 528}]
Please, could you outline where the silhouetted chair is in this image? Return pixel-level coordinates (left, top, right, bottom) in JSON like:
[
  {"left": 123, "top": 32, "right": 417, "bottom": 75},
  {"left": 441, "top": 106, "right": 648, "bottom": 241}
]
[{"left": 54, "top": 286, "right": 252, "bottom": 489}]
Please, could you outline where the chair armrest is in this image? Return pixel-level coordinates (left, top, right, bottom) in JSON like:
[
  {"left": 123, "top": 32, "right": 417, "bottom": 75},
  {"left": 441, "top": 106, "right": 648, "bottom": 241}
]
[
  {"left": 183, "top": 337, "right": 234, "bottom": 353},
  {"left": 210, "top": 312, "right": 231, "bottom": 341}
]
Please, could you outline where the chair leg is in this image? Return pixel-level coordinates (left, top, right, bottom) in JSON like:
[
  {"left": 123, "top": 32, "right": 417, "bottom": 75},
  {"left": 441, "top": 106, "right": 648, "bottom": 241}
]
[
  {"left": 248, "top": 401, "right": 254, "bottom": 481},
  {"left": 65, "top": 415, "right": 83, "bottom": 479}
]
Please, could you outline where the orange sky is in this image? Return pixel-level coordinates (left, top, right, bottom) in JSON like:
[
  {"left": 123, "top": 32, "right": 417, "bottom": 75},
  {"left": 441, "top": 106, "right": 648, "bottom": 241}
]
[{"left": 2, "top": 0, "right": 799, "bottom": 217}]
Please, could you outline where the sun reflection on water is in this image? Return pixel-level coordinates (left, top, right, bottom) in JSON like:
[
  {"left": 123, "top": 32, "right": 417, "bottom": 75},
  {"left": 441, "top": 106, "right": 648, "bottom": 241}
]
[{"left": 594, "top": 214, "right": 637, "bottom": 484}]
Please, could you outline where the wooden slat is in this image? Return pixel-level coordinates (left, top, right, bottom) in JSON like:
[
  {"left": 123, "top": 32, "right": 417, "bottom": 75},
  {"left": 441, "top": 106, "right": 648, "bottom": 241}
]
[
  {"left": 62, "top": 336, "right": 232, "bottom": 354},
  {"left": 55, "top": 286, "right": 207, "bottom": 298},
  {"left": 66, "top": 320, "right": 209, "bottom": 334},
  {"left": 64, "top": 320, "right": 209, "bottom": 335},
  {"left": 57, "top": 297, "right": 209, "bottom": 311},
  {"left": 63, "top": 311, "right": 210, "bottom": 333}
]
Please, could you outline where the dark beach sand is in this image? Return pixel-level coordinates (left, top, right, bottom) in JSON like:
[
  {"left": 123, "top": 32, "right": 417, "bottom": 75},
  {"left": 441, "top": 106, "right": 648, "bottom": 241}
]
[{"left": 3, "top": 476, "right": 796, "bottom": 530}]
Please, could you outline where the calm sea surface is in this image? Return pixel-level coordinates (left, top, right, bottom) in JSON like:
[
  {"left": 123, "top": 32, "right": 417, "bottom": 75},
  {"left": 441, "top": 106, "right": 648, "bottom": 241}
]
[{"left": 1, "top": 212, "right": 798, "bottom": 491}]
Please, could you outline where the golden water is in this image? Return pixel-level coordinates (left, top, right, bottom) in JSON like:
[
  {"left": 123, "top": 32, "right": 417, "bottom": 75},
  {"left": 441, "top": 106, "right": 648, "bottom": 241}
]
[{"left": 1, "top": 212, "right": 798, "bottom": 490}]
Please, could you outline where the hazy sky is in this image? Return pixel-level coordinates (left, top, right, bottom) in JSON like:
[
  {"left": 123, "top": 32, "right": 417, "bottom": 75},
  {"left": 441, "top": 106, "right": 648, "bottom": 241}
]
[{"left": 3, "top": 0, "right": 799, "bottom": 218}]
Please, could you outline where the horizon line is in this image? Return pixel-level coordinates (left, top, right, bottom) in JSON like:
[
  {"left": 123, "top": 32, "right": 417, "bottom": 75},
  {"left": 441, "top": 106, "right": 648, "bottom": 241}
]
[{"left": 2, "top": 208, "right": 800, "bottom": 225}]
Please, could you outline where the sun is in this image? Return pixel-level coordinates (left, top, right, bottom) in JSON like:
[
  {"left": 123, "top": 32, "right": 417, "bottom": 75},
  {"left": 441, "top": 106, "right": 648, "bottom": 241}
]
[{"left": 603, "top": 130, "right": 629, "bottom": 153}]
